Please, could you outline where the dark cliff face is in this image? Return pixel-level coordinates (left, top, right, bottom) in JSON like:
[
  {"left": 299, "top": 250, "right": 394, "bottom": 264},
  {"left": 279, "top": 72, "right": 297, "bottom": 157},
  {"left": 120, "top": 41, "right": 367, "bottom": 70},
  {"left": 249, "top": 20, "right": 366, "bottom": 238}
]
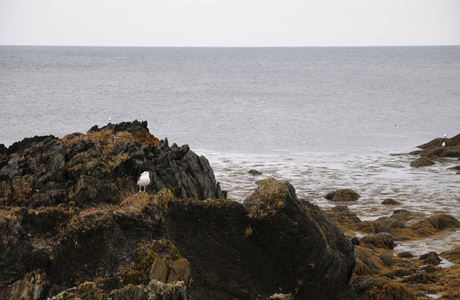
[
  {"left": 0, "top": 181, "right": 357, "bottom": 300},
  {"left": 0, "top": 121, "right": 357, "bottom": 300},
  {"left": 0, "top": 120, "right": 225, "bottom": 208}
]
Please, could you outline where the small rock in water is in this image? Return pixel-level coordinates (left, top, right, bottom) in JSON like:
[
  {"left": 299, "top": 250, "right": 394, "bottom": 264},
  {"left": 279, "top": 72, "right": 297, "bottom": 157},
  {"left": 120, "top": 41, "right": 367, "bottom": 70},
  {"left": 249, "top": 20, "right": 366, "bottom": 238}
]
[
  {"left": 410, "top": 157, "right": 435, "bottom": 168},
  {"left": 324, "top": 189, "right": 361, "bottom": 202},
  {"left": 381, "top": 198, "right": 401, "bottom": 205},
  {"left": 248, "top": 169, "right": 262, "bottom": 176},
  {"left": 419, "top": 252, "right": 442, "bottom": 265}
]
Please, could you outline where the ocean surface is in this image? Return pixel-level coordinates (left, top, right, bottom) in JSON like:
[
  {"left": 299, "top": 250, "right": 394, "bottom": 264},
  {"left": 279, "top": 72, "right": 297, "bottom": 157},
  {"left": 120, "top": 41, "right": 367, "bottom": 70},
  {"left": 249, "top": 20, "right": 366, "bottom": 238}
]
[{"left": 1, "top": 46, "right": 460, "bottom": 256}]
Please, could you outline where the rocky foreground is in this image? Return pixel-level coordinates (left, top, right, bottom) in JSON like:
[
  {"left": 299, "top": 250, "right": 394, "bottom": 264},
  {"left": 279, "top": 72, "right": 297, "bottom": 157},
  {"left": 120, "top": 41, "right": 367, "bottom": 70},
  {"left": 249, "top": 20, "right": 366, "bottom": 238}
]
[{"left": 1, "top": 121, "right": 460, "bottom": 299}]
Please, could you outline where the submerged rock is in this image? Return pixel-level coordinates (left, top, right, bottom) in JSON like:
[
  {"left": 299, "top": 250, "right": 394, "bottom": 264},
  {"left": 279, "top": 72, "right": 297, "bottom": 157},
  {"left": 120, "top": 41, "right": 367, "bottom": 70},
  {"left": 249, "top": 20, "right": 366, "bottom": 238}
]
[
  {"left": 248, "top": 169, "right": 262, "bottom": 176},
  {"left": 410, "top": 157, "right": 435, "bottom": 168},
  {"left": 325, "top": 189, "right": 361, "bottom": 202},
  {"left": 381, "top": 198, "right": 401, "bottom": 205}
]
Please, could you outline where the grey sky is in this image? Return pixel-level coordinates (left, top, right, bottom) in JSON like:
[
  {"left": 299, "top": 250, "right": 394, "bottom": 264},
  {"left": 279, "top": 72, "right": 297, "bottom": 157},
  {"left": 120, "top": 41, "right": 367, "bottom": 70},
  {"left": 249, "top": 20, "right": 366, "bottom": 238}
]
[{"left": 1, "top": 0, "right": 459, "bottom": 47}]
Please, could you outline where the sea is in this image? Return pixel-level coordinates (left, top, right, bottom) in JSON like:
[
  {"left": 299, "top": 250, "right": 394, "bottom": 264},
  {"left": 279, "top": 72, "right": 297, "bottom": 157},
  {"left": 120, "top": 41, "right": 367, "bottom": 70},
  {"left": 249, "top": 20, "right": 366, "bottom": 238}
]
[{"left": 1, "top": 46, "right": 460, "bottom": 257}]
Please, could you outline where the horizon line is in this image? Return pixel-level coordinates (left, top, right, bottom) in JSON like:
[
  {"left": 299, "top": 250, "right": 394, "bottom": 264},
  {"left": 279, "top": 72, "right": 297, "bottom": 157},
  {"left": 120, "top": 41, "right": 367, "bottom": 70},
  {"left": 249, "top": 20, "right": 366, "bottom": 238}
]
[{"left": 1, "top": 44, "right": 460, "bottom": 48}]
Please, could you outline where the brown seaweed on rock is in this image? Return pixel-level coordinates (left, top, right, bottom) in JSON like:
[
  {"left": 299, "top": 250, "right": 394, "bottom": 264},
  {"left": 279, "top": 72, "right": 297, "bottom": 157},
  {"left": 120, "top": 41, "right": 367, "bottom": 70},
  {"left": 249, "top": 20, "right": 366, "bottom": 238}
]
[
  {"left": 325, "top": 189, "right": 361, "bottom": 202},
  {"left": 0, "top": 120, "right": 225, "bottom": 208},
  {"left": 409, "top": 133, "right": 460, "bottom": 168},
  {"left": 324, "top": 204, "right": 460, "bottom": 299}
]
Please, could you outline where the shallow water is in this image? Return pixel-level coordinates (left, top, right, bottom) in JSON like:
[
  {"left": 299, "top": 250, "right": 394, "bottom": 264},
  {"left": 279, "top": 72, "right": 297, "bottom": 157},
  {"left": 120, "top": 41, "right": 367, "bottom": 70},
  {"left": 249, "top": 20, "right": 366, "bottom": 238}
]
[{"left": 199, "top": 148, "right": 460, "bottom": 257}]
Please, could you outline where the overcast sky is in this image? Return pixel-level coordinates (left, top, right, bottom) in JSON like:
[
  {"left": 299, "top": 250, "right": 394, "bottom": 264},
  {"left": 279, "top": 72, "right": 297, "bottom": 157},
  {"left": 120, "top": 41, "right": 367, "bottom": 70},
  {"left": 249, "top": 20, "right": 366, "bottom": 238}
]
[{"left": 1, "top": 0, "right": 459, "bottom": 47}]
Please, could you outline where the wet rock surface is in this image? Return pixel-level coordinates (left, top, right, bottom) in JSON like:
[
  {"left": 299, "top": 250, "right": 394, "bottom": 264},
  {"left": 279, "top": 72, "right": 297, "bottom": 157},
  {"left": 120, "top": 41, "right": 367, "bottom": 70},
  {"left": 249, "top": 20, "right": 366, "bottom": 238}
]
[
  {"left": 324, "top": 202, "right": 460, "bottom": 299},
  {"left": 409, "top": 133, "right": 460, "bottom": 171}
]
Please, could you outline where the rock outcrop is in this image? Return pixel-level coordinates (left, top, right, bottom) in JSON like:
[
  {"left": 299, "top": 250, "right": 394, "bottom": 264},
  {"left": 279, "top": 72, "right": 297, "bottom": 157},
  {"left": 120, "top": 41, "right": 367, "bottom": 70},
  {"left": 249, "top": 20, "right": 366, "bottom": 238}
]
[
  {"left": 243, "top": 178, "right": 357, "bottom": 299},
  {"left": 0, "top": 123, "right": 358, "bottom": 299},
  {"left": 409, "top": 133, "right": 460, "bottom": 170},
  {"left": 0, "top": 120, "right": 225, "bottom": 208}
]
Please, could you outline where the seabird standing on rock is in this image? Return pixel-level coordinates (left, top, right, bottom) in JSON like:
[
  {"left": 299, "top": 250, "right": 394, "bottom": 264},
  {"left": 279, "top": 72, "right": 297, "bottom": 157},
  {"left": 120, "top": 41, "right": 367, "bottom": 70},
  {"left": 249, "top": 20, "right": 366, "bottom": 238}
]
[
  {"left": 442, "top": 134, "right": 447, "bottom": 147},
  {"left": 137, "top": 171, "right": 150, "bottom": 193}
]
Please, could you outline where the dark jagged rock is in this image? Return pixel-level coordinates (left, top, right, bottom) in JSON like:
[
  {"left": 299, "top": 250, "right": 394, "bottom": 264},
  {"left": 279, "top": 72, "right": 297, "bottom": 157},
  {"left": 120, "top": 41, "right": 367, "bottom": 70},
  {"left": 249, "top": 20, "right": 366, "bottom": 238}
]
[
  {"left": 0, "top": 120, "right": 225, "bottom": 207},
  {"left": 2, "top": 135, "right": 58, "bottom": 156},
  {"left": 1, "top": 126, "right": 358, "bottom": 299}
]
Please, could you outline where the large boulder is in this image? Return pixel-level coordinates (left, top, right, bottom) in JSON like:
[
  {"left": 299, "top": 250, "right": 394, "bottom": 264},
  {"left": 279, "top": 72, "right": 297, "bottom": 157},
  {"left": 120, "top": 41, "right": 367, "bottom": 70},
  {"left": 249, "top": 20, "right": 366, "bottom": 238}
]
[{"left": 241, "top": 178, "right": 357, "bottom": 299}]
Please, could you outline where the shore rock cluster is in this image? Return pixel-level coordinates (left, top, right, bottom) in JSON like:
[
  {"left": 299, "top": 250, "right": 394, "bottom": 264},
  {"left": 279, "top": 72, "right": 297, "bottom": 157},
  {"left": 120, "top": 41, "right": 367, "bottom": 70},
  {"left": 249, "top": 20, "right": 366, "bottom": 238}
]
[
  {"left": 1, "top": 123, "right": 460, "bottom": 299},
  {"left": 409, "top": 133, "right": 460, "bottom": 171},
  {"left": 324, "top": 204, "right": 460, "bottom": 299}
]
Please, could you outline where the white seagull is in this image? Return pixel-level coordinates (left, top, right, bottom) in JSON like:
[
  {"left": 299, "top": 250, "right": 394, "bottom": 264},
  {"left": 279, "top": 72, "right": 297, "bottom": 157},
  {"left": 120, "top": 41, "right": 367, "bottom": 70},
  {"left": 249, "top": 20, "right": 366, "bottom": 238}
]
[
  {"left": 442, "top": 134, "right": 447, "bottom": 147},
  {"left": 137, "top": 171, "right": 150, "bottom": 193}
]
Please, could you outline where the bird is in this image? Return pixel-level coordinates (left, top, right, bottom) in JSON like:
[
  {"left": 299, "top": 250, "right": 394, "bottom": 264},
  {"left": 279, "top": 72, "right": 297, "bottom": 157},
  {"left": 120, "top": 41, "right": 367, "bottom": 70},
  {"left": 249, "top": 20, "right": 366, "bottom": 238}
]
[
  {"left": 442, "top": 134, "right": 447, "bottom": 147},
  {"left": 137, "top": 171, "right": 150, "bottom": 193}
]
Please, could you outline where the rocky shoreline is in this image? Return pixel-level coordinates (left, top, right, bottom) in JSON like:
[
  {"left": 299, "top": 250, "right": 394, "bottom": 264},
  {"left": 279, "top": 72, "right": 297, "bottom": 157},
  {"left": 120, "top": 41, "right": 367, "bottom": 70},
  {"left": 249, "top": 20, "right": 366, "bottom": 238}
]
[{"left": 1, "top": 121, "right": 459, "bottom": 299}]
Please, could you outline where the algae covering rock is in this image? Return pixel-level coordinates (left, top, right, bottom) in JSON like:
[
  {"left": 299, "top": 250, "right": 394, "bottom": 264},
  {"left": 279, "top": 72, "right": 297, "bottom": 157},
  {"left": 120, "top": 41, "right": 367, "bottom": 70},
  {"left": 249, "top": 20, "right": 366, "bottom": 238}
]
[
  {"left": 410, "top": 157, "right": 435, "bottom": 168},
  {"left": 353, "top": 277, "right": 416, "bottom": 300},
  {"left": 409, "top": 132, "right": 460, "bottom": 167},
  {"left": 0, "top": 120, "right": 225, "bottom": 207},
  {"left": 360, "top": 233, "right": 395, "bottom": 250}
]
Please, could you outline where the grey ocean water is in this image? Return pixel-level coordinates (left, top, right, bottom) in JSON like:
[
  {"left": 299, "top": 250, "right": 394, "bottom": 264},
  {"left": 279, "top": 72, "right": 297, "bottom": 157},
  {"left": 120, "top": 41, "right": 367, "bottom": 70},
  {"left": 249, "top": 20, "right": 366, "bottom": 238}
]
[{"left": 1, "top": 46, "right": 460, "bottom": 255}]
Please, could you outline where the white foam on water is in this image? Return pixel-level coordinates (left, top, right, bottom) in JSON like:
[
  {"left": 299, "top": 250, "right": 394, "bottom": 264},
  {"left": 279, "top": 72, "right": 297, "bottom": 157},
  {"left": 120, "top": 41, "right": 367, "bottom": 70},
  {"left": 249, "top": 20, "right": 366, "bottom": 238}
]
[{"left": 198, "top": 149, "right": 460, "bottom": 254}]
